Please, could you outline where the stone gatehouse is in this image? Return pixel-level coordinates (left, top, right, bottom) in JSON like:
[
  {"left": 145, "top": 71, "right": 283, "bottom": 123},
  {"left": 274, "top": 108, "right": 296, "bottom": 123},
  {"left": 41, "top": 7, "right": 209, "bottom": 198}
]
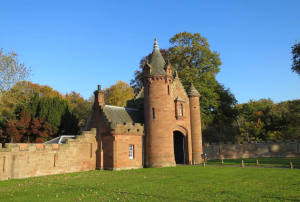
[{"left": 84, "top": 38, "right": 203, "bottom": 170}]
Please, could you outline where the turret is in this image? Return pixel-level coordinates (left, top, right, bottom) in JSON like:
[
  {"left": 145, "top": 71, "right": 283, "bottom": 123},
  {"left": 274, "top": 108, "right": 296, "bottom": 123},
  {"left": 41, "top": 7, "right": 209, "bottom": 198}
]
[
  {"left": 188, "top": 83, "right": 203, "bottom": 163},
  {"left": 143, "top": 38, "right": 175, "bottom": 168}
]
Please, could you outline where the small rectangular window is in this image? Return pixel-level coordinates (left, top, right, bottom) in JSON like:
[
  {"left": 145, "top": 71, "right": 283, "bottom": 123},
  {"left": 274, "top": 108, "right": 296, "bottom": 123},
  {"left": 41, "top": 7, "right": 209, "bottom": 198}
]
[
  {"left": 180, "top": 104, "right": 183, "bottom": 116},
  {"left": 168, "top": 85, "right": 170, "bottom": 95},
  {"left": 152, "top": 108, "right": 155, "bottom": 120},
  {"left": 129, "top": 145, "right": 134, "bottom": 159}
]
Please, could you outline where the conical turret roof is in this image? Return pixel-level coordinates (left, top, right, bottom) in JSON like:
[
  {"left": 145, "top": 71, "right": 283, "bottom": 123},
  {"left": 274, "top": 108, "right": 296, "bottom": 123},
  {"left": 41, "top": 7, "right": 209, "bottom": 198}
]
[
  {"left": 188, "top": 83, "right": 200, "bottom": 96},
  {"left": 149, "top": 38, "right": 166, "bottom": 75}
]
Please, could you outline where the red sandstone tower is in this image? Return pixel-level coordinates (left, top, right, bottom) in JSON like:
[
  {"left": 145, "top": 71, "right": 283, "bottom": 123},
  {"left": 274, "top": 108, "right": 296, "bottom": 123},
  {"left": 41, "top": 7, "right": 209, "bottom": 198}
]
[
  {"left": 188, "top": 83, "right": 203, "bottom": 164},
  {"left": 143, "top": 38, "right": 176, "bottom": 167}
]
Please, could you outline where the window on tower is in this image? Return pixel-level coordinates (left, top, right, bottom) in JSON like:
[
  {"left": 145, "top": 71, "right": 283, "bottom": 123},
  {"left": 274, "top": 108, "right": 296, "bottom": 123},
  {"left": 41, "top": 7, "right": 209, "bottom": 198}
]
[
  {"left": 152, "top": 108, "right": 155, "bottom": 120},
  {"left": 180, "top": 104, "right": 183, "bottom": 116}
]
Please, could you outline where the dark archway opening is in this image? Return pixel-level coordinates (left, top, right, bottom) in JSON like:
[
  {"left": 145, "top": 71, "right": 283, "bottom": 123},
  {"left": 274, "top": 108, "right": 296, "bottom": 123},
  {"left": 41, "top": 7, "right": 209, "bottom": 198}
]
[{"left": 173, "top": 131, "right": 185, "bottom": 164}]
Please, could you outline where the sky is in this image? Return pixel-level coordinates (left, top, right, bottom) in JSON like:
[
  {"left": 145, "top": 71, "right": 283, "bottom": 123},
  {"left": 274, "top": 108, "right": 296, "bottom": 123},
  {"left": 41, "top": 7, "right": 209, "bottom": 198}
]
[{"left": 0, "top": 0, "right": 299, "bottom": 104}]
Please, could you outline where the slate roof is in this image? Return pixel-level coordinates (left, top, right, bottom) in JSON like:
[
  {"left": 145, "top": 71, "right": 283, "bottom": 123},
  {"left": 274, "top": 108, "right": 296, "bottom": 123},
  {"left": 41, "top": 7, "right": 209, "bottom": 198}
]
[
  {"left": 105, "top": 105, "right": 144, "bottom": 124},
  {"left": 149, "top": 38, "right": 166, "bottom": 75},
  {"left": 188, "top": 83, "right": 200, "bottom": 96}
]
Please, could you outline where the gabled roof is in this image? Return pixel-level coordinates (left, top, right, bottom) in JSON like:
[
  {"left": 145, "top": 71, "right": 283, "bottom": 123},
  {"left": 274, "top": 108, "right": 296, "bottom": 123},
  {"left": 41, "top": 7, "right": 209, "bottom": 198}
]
[{"left": 174, "top": 96, "right": 186, "bottom": 102}]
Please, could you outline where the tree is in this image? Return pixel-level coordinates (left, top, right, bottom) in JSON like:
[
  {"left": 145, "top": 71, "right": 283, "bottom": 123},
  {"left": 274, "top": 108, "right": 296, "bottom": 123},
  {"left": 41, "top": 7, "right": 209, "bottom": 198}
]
[
  {"left": 26, "top": 93, "right": 79, "bottom": 135},
  {"left": 65, "top": 91, "right": 94, "bottom": 128},
  {"left": 104, "top": 80, "right": 134, "bottom": 107},
  {"left": 2, "top": 110, "right": 56, "bottom": 143},
  {"left": 0, "top": 49, "right": 32, "bottom": 122},
  {"left": 235, "top": 98, "right": 300, "bottom": 141},
  {"left": 291, "top": 40, "right": 300, "bottom": 76},
  {"left": 169, "top": 32, "right": 222, "bottom": 126},
  {"left": 202, "top": 83, "right": 239, "bottom": 142},
  {"left": 14, "top": 81, "right": 64, "bottom": 99}
]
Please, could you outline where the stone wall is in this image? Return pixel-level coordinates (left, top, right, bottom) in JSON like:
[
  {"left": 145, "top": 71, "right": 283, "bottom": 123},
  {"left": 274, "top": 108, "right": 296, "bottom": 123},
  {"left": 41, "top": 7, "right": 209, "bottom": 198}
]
[
  {"left": 203, "top": 140, "right": 300, "bottom": 160},
  {"left": 0, "top": 129, "right": 97, "bottom": 181}
]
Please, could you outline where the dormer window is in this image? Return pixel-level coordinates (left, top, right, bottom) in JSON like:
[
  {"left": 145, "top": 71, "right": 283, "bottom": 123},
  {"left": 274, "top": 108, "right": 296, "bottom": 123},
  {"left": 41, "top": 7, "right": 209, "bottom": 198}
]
[{"left": 174, "top": 97, "right": 186, "bottom": 120}]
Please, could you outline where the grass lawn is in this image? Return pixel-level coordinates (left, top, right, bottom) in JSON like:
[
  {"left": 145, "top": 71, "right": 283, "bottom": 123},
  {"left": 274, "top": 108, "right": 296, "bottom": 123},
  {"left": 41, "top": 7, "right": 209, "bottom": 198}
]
[
  {"left": 206, "top": 157, "right": 300, "bottom": 167},
  {"left": 0, "top": 166, "right": 299, "bottom": 202}
]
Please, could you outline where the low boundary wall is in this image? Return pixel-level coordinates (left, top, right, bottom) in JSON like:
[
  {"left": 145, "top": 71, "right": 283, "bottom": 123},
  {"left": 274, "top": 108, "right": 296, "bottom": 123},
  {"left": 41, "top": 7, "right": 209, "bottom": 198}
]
[
  {"left": 0, "top": 129, "right": 97, "bottom": 181},
  {"left": 203, "top": 140, "right": 300, "bottom": 160}
]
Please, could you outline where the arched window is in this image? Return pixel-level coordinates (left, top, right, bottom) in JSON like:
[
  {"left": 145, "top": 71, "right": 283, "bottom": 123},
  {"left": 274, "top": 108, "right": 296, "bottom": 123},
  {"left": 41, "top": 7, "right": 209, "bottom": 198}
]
[{"left": 180, "top": 104, "right": 183, "bottom": 116}]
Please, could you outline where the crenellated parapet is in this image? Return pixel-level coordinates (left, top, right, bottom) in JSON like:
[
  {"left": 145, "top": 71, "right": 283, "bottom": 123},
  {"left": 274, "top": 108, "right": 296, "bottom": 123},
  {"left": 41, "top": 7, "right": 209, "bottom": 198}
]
[
  {"left": 0, "top": 128, "right": 98, "bottom": 181},
  {"left": 0, "top": 129, "right": 97, "bottom": 152},
  {"left": 143, "top": 75, "right": 173, "bottom": 85},
  {"left": 109, "top": 122, "right": 144, "bottom": 135}
]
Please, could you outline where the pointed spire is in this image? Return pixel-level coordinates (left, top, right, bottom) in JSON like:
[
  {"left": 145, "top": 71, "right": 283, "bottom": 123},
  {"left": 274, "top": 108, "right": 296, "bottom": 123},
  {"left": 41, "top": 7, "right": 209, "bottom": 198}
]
[
  {"left": 188, "top": 83, "right": 200, "bottom": 96},
  {"left": 149, "top": 37, "right": 166, "bottom": 75}
]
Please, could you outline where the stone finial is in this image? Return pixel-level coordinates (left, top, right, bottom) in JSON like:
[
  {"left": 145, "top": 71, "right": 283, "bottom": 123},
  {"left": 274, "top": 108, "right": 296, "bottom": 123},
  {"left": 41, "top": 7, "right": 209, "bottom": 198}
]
[
  {"left": 175, "top": 70, "right": 178, "bottom": 78},
  {"left": 154, "top": 37, "right": 159, "bottom": 49},
  {"left": 188, "top": 83, "right": 200, "bottom": 96}
]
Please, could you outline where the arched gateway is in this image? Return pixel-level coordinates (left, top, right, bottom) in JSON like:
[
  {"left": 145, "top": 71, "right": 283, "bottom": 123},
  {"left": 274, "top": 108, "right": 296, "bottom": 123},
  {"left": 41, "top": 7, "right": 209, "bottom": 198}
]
[{"left": 173, "top": 131, "right": 185, "bottom": 164}]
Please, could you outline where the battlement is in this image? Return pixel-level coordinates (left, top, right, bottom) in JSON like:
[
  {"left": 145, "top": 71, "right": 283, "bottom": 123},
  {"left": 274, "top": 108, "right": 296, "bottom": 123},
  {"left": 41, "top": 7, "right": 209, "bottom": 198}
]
[
  {"left": 109, "top": 122, "right": 144, "bottom": 135},
  {"left": 0, "top": 128, "right": 98, "bottom": 181},
  {"left": 0, "top": 128, "right": 97, "bottom": 152}
]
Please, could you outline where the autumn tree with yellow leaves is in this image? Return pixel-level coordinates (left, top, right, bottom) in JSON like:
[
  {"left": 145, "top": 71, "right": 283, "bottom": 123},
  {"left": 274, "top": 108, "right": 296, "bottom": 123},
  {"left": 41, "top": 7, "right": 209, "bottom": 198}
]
[{"left": 104, "top": 80, "right": 134, "bottom": 107}]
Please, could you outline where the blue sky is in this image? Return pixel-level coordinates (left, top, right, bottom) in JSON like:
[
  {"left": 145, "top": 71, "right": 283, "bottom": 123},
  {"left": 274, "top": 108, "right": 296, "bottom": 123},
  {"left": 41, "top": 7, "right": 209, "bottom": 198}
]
[{"left": 1, "top": 0, "right": 299, "bottom": 104}]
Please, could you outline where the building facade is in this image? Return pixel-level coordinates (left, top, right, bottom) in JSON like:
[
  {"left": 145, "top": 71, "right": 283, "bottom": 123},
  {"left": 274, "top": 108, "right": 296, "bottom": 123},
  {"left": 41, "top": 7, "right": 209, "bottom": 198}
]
[{"left": 85, "top": 38, "right": 204, "bottom": 170}]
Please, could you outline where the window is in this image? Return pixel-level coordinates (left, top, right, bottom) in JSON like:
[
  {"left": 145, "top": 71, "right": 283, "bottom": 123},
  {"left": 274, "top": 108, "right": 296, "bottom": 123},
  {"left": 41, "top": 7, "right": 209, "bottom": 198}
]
[
  {"left": 152, "top": 108, "right": 155, "bottom": 120},
  {"left": 129, "top": 145, "right": 134, "bottom": 159},
  {"left": 179, "top": 104, "right": 183, "bottom": 116},
  {"left": 168, "top": 85, "right": 170, "bottom": 95}
]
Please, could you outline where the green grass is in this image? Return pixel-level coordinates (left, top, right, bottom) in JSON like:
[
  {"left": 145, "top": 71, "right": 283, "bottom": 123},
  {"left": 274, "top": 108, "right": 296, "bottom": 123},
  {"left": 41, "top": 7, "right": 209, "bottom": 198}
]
[
  {"left": 0, "top": 166, "right": 300, "bottom": 201},
  {"left": 206, "top": 157, "right": 300, "bottom": 167}
]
